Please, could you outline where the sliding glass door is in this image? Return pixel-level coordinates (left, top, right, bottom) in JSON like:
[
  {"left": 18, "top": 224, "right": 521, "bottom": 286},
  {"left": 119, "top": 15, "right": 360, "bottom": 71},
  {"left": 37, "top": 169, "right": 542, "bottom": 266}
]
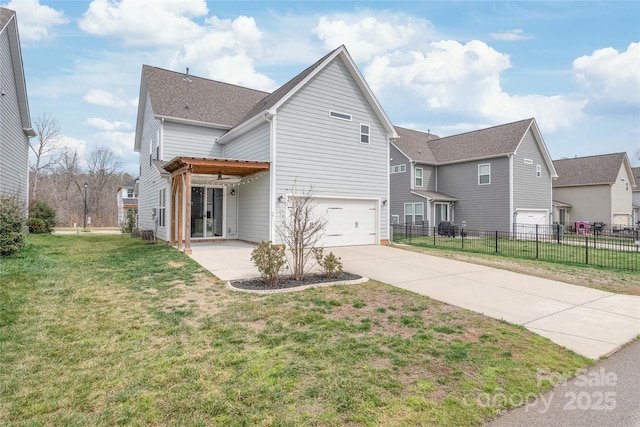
[{"left": 191, "top": 187, "right": 224, "bottom": 238}]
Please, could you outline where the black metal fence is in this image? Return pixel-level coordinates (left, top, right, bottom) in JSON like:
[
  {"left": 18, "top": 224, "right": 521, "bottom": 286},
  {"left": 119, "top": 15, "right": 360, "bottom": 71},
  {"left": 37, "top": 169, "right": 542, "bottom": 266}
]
[{"left": 392, "top": 224, "right": 640, "bottom": 272}]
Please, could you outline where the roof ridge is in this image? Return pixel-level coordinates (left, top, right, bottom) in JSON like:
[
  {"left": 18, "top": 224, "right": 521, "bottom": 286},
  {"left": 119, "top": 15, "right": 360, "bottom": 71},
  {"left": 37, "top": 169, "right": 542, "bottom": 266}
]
[
  {"left": 553, "top": 152, "right": 626, "bottom": 162},
  {"left": 434, "top": 118, "right": 533, "bottom": 141},
  {"left": 142, "top": 64, "right": 271, "bottom": 96}
]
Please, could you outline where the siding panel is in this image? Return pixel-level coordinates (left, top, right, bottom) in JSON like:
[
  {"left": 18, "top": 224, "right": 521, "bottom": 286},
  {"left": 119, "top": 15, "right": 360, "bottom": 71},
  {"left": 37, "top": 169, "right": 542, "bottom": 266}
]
[
  {"left": 274, "top": 58, "right": 389, "bottom": 242},
  {"left": 513, "top": 129, "right": 552, "bottom": 220},
  {"left": 438, "top": 158, "right": 511, "bottom": 231},
  {"left": 223, "top": 122, "right": 270, "bottom": 161},
  {"left": 163, "top": 122, "right": 224, "bottom": 159}
]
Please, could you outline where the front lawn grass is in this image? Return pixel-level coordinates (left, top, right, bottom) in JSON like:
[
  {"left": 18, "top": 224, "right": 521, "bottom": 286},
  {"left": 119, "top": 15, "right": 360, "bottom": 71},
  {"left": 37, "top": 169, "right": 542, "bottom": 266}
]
[{"left": 1, "top": 235, "right": 592, "bottom": 426}]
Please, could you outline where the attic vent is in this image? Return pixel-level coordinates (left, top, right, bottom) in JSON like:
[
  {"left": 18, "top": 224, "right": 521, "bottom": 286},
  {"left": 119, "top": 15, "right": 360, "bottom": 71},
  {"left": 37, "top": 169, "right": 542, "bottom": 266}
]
[
  {"left": 524, "top": 158, "right": 533, "bottom": 165},
  {"left": 329, "top": 110, "right": 352, "bottom": 121},
  {"left": 183, "top": 67, "right": 192, "bottom": 83}
]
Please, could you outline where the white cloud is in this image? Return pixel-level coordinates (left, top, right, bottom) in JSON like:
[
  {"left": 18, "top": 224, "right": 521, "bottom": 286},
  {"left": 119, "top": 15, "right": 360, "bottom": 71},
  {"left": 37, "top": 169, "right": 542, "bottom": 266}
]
[
  {"left": 170, "top": 16, "right": 276, "bottom": 91},
  {"left": 573, "top": 42, "right": 640, "bottom": 106},
  {"left": 83, "top": 89, "right": 128, "bottom": 108},
  {"left": 90, "top": 131, "right": 135, "bottom": 159},
  {"left": 490, "top": 29, "right": 533, "bottom": 41},
  {"left": 78, "top": 0, "right": 208, "bottom": 47},
  {"left": 1, "top": 0, "right": 68, "bottom": 41},
  {"left": 86, "top": 117, "right": 132, "bottom": 131},
  {"left": 365, "top": 40, "right": 586, "bottom": 131},
  {"left": 57, "top": 135, "right": 88, "bottom": 163},
  {"left": 313, "top": 13, "right": 434, "bottom": 63}
]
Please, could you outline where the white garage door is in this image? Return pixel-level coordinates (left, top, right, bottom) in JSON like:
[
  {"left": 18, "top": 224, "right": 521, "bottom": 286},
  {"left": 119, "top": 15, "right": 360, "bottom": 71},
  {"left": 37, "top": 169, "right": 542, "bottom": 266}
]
[
  {"left": 515, "top": 209, "right": 548, "bottom": 236},
  {"left": 315, "top": 198, "right": 377, "bottom": 247}
]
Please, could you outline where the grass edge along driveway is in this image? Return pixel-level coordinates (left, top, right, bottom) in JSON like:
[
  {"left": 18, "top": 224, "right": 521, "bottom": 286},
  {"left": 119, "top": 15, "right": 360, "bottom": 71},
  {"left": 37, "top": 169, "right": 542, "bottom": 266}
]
[{"left": 1, "top": 235, "right": 592, "bottom": 426}]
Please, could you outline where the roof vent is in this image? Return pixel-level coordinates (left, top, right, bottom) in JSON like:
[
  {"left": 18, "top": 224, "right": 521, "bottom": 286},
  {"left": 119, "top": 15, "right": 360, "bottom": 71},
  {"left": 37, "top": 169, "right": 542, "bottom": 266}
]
[{"left": 183, "top": 67, "right": 192, "bottom": 83}]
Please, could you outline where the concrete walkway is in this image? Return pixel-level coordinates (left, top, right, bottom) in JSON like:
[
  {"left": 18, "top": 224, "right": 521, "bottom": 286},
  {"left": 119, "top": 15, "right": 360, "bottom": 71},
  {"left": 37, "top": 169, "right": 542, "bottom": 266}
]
[{"left": 189, "top": 242, "right": 640, "bottom": 359}]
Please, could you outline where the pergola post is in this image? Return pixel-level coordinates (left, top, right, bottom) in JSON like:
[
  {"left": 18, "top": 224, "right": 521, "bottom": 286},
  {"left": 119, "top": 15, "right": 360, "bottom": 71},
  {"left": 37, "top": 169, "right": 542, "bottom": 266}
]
[{"left": 184, "top": 167, "right": 192, "bottom": 255}]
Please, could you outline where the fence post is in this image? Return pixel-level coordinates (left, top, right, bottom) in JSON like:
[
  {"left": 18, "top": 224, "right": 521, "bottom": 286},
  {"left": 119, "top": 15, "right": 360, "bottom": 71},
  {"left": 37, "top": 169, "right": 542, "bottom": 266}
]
[
  {"left": 433, "top": 227, "right": 436, "bottom": 246},
  {"left": 461, "top": 227, "right": 464, "bottom": 250},
  {"left": 495, "top": 231, "right": 499, "bottom": 253},
  {"left": 556, "top": 223, "right": 560, "bottom": 244},
  {"left": 536, "top": 224, "right": 539, "bottom": 259},
  {"left": 585, "top": 235, "right": 589, "bottom": 265}
]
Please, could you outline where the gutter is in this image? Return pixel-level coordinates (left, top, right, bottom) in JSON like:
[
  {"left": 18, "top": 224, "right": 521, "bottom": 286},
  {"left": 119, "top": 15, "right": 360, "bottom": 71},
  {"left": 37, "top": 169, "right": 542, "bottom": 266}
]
[{"left": 216, "top": 110, "right": 273, "bottom": 145}]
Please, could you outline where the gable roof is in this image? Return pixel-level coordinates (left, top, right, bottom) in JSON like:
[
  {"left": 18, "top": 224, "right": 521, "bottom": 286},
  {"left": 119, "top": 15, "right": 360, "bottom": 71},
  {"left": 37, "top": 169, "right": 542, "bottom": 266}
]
[
  {"left": 217, "top": 45, "right": 398, "bottom": 144},
  {"left": 136, "top": 45, "right": 398, "bottom": 150},
  {"left": 552, "top": 153, "right": 636, "bottom": 187},
  {"left": 0, "top": 7, "right": 35, "bottom": 137},
  {"left": 392, "top": 118, "right": 556, "bottom": 177}
]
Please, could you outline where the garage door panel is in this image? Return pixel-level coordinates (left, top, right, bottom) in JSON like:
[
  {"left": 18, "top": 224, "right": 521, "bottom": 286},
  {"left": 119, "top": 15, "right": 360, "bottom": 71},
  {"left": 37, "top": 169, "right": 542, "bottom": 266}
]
[
  {"left": 515, "top": 209, "right": 548, "bottom": 236},
  {"left": 314, "top": 199, "right": 377, "bottom": 247}
]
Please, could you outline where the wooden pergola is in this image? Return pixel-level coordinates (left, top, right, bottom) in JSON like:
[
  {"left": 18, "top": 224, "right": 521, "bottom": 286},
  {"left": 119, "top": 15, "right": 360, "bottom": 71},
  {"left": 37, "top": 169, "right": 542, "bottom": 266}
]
[{"left": 163, "top": 157, "right": 270, "bottom": 254}]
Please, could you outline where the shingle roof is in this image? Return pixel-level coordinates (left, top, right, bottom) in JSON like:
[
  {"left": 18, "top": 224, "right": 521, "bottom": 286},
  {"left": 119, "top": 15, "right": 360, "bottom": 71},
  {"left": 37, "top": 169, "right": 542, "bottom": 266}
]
[
  {"left": 393, "top": 118, "right": 534, "bottom": 165},
  {"left": 393, "top": 126, "right": 439, "bottom": 163},
  {"left": 142, "top": 65, "right": 270, "bottom": 127},
  {"left": 632, "top": 167, "right": 640, "bottom": 190},
  {"left": 429, "top": 118, "right": 533, "bottom": 164},
  {"left": 412, "top": 190, "right": 457, "bottom": 202},
  {"left": 0, "top": 7, "right": 15, "bottom": 29},
  {"left": 552, "top": 153, "right": 627, "bottom": 187}
]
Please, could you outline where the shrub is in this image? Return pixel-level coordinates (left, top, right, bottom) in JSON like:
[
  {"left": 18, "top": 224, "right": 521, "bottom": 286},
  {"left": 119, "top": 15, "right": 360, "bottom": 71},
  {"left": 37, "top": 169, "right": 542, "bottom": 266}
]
[
  {"left": 312, "top": 247, "right": 344, "bottom": 279},
  {"left": 28, "top": 200, "right": 56, "bottom": 233},
  {"left": 121, "top": 209, "right": 137, "bottom": 234},
  {"left": 0, "top": 196, "right": 27, "bottom": 257},
  {"left": 28, "top": 218, "right": 47, "bottom": 234},
  {"left": 251, "top": 241, "right": 286, "bottom": 286}
]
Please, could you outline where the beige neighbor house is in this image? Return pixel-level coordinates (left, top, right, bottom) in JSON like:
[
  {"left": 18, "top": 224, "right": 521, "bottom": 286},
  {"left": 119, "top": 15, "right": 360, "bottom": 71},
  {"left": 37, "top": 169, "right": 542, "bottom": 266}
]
[
  {"left": 552, "top": 153, "right": 637, "bottom": 227},
  {"left": 0, "top": 8, "right": 36, "bottom": 208}
]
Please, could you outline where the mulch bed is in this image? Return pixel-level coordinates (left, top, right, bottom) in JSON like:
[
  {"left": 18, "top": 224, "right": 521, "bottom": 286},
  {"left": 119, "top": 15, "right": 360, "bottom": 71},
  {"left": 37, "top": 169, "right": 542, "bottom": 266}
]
[{"left": 230, "top": 272, "right": 362, "bottom": 291}]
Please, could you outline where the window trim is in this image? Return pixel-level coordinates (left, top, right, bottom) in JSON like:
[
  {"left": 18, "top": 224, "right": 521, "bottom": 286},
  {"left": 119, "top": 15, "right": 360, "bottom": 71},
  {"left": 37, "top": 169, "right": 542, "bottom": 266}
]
[
  {"left": 158, "top": 188, "right": 166, "bottom": 228},
  {"left": 360, "top": 123, "right": 370, "bottom": 144},
  {"left": 478, "top": 163, "right": 491, "bottom": 185},
  {"left": 404, "top": 202, "right": 424, "bottom": 225},
  {"left": 536, "top": 164, "right": 542, "bottom": 178},
  {"left": 415, "top": 167, "right": 423, "bottom": 187},
  {"left": 329, "top": 110, "right": 352, "bottom": 121},
  {"left": 404, "top": 203, "right": 413, "bottom": 225}
]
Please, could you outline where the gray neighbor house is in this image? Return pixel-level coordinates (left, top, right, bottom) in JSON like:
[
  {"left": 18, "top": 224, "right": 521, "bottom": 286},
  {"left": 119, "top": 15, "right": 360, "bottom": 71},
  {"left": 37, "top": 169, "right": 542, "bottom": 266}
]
[
  {"left": 632, "top": 167, "right": 640, "bottom": 226},
  {"left": 390, "top": 118, "right": 558, "bottom": 233},
  {"left": 0, "top": 7, "right": 36, "bottom": 207}
]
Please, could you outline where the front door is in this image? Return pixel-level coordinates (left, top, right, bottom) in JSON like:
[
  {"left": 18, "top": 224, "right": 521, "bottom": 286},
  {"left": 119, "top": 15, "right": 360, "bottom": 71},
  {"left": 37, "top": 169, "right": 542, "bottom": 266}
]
[
  {"left": 191, "top": 187, "right": 224, "bottom": 238},
  {"left": 435, "top": 202, "right": 448, "bottom": 225}
]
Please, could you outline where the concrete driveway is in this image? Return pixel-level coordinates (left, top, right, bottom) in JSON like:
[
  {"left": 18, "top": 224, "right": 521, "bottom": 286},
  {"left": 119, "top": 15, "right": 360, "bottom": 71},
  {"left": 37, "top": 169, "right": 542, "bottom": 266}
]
[{"left": 189, "top": 242, "right": 640, "bottom": 359}]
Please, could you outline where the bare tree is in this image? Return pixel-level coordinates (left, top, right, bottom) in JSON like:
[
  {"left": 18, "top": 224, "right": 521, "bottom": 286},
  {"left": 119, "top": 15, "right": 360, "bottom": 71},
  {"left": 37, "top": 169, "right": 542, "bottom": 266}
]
[
  {"left": 277, "top": 184, "right": 327, "bottom": 281},
  {"left": 634, "top": 148, "right": 640, "bottom": 166},
  {"left": 30, "top": 114, "right": 63, "bottom": 201},
  {"left": 86, "top": 147, "right": 121, "bottom": 225}
]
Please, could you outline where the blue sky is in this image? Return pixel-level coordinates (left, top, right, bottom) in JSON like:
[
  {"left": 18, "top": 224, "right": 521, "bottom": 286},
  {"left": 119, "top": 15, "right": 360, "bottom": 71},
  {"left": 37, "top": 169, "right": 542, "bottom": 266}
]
[{"left": 4, "top": 0, "right": 639, "bottom": 174}]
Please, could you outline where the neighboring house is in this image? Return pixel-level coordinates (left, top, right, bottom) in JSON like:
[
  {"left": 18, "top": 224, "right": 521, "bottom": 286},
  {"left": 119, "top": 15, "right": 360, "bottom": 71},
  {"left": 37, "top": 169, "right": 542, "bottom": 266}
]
[
  {"left": 134, "top": 45, "right": 397, "bottom": 253},
  {"left": 0, "top": 8, "right": 36, "bottom": 207},
  {"left": 633, "top": 167, "right": 640, "bottom": 226},
  {"left": 390, "top": 118, "right": 558, "bottom": 232},
  {"left": 552, "top": 153, "right": 637, "bottom": 227},
  {"left": 116, "top": 179, "right": 138, "bottom": 226}
]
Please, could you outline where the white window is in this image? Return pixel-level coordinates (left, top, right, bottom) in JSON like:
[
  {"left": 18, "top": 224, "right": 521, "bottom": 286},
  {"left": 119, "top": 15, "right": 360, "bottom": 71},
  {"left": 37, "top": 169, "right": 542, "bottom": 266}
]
[
  {"left": 414, "top": 203, "right": 424, "bottom": 224},
  {"left": 390, "top": 166, "right": 394, "bottom": 174},
  {"left": 478, "top": 163, "right": 491, "bottom": 185},
  {"left": 393, "top": 165, "right": 400, "bottom": 173},
  {"left": 329, "top": 110, "right": 352, "bottom": 121},
  {"left": 536, "top": 165, "right": 542, "bottom": 178},
  {"left": 404, "top": 203, "right": 413, "bottom": 225},
  {"left": 360, "top": 124, "right": 370, "bottom": 144},
  {"left": 435, "top": 203, "right": 449, "bottom": 224},
  {"left": 127, "top": 189, "right": 134, "bottom": 198},
  {"left": 404, "top": 202, "right": 424, "bottom": 224},
  {"left": 158, "top": 188, "right": 166, "bottom": 227},
  {"left": 399, "top": 164, "right": 406, "bottom": 173},
  {"left": 415, "top": 167, "right": 423, "bottom": 187}
]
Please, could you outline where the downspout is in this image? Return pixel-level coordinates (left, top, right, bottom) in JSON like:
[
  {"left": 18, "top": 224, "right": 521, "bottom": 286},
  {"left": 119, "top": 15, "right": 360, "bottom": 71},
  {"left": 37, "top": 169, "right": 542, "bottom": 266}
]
[
  {"left": 509, "top": 154, "right": 514, "bottom": 233},
  {"left": 264, "top": 111, "right": 276, "bottom": 242}
]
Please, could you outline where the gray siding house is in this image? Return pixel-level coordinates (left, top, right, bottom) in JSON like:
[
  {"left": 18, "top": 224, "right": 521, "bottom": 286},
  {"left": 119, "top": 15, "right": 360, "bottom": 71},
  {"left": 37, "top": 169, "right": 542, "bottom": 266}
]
[
  {"left": 552, "top": 153, "right": 637, "bottom": 227},
  {"left": 0, "top": 8, "right": 36, "bottom": 207},
  {"left": 134, "top": 45, "right": 397, "bottom": 252},
  {"left": 390, "top": 118, "right": 557, "bottom": 232}
]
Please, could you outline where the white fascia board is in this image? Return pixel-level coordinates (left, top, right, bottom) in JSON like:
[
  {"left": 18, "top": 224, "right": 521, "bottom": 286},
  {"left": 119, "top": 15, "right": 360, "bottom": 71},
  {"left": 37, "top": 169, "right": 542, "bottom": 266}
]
[
  {"left": 133, "top": 75, "right": 148, "bottom": 152},
  {"left": 155, "top": 115, "right": 233, "bottom": 130},
  {"left": 410, "top": 191, "right": 433, "bottom": 201},
  {"left": 390, "top": 141, "right": 413, "bottom": 163}
]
